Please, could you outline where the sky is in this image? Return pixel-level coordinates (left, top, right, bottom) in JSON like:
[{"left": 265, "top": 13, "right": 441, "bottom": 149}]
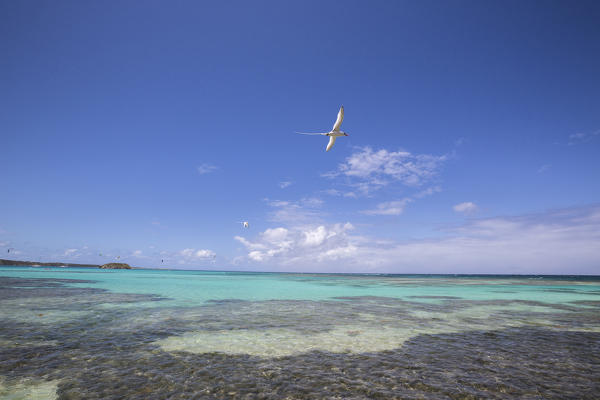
[{"left": 1, "top": 0, "right": 599, "bottom": 274}]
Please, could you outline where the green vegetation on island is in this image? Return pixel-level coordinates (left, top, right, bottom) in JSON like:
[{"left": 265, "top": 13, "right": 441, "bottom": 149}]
[{"left": 99, "top": 263, "right": 132, "bottom": 269}]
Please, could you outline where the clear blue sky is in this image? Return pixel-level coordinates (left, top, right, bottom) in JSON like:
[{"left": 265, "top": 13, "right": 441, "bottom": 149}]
[{"left": 1, "top": 0, "right": 599, "bottom": 273}]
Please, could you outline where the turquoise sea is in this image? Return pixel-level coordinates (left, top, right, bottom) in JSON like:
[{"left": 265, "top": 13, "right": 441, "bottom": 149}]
[{"left": 1, "top": 266, "right": 599, "bottom": 399}]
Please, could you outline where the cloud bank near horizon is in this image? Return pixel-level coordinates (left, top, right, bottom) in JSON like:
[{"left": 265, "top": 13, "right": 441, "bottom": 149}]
[
  {"left": 4, "top": 205, "right": 599, "bottom": 275},
  {"left": 234, "top": 204, "right": 600, "bottom": 275}
]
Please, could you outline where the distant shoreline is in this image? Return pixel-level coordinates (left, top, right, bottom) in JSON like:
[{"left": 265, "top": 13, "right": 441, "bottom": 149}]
[
  {"left": 0, "top": 259, "right": 599, "bottom": 277},
  {"left": 0, "top": 258, "right": 100, "bottom": 268}
]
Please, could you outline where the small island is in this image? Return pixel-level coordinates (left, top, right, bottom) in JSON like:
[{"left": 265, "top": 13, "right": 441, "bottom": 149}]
[{"left": 99, "top": 263, "right": 132, "bottom": 269}]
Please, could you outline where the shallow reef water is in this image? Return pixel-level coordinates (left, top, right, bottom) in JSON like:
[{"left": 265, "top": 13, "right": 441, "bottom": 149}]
[{"left": 1, "top": 270, "right": 600, "bottom": 399}]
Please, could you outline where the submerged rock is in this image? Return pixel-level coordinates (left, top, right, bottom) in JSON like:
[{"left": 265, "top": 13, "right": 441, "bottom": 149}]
[{"left": 99, "top": 263, "right": 132, "bottom": 269}]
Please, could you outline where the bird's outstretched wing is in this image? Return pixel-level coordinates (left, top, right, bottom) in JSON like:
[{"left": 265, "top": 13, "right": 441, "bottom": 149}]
[
  {"left": 296, "top": 132, "right": 327, "bottom": 135},
  {"left": 326, "top": 136, "right": 337, "bottom": 152},
  {"left": 332, "top": 106, "right": 344, "bottom": 131}
]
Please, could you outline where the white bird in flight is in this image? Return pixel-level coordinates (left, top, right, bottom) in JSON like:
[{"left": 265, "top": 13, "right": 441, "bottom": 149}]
[
  {"left": 239, "top": 221, "right": 249, "bottom": 228},
  {"left": 297, "top": 106, "right": 348, "bottom": 151}
]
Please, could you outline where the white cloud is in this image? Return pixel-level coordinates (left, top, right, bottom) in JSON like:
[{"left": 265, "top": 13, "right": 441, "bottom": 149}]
[
  {"left": 321, "top": 188, "right": 359, "bottom": 198},
  {"left": 233, "top": 235, "right": 263, "bottom": 251},
  {"left": 322, "top": 189, "right": 342, "bottom": 196},
  {"left": 195, "top": 249, "right": 216, "bottom": 258},
  {"left": 132, "top": 250, "right": 143, "bottom": 257},
  {"left": 279, "top": 181, "right": 292, "bottom": 189},
  {"left": 235, "top": 223, "right": 355, "bottom": 265},
  {"left": 197, "top": 163, "right": 218, "bottom": 175},
  {"left": 64, "top": 248, "right": 77, "bottom": 256},
  {"left": 453, "top": 202, "right": 478, "bottom": 214},
  {"left": 362, "top": 198, "right": 413, "bottom": 216},
  {"left": 303, "top": 226, "right": 331, "bottom": 246},
  {"left": 537, "top": 164, "right": 551, "bottom": 173},
  {"left": 324, "top": 147, "right": 447, "bottom": 195},
  {"left": 302, "top": 197, "right": 323, "bottom": 207},
  {"left": 262, "top": 227, "right": 290, "bottom": 244},
  {"left": 362, "top": 186, "right": 440, "bottom": 216},
  {"left": 568, "top": 130, "right": 599, "bottom": 145},
  {"left": 242, "top": 227, "right": 294, "bottom": 261},
  {"left": 234, "top": 205, "right": 600, "bottom": 275},
  {"left": 180, "top": 248, "right": 216, "bottom": 259},
  {"left": 266, "top": 197, "right": 325, "bottom": 224},
  {"left": 414, "top": 186, "right": 442, "bottom": 198},
  {"left": 248, "top": 251, "right": 266, "bottom": 262},
  {"left": 180, "top": 248, "right": 195, "bottom": 257}
]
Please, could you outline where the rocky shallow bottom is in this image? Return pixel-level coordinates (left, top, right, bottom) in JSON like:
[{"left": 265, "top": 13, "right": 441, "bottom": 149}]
[{"left": 1, "top": 276, "right": 599, "bottom": 399}]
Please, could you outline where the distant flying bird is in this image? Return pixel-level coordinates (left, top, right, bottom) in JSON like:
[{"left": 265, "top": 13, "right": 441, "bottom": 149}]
[
  {"left": 297, "top": 106, "right": 348, "bottom": 151},
  {"left": 240, "top": 221, "right": 249, "bottom": 228},
  {"left": 7, "top": 248, "right": 14, "bottom": 254}
]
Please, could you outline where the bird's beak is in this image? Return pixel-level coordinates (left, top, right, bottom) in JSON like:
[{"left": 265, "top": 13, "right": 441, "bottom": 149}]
[{"left": 345, "top": 133, "right": 349, "bottom": 136}]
